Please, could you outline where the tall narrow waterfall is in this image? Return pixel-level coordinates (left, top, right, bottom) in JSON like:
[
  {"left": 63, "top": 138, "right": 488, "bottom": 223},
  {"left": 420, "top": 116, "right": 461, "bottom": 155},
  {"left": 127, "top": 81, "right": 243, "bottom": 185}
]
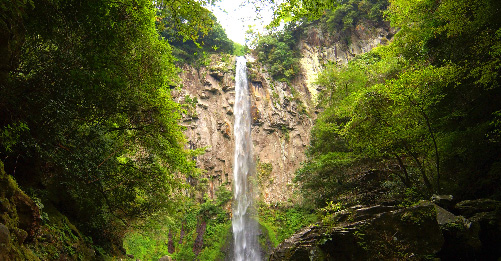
[{"left": 232, "top": 56, "right": 261, "bottom": 261}]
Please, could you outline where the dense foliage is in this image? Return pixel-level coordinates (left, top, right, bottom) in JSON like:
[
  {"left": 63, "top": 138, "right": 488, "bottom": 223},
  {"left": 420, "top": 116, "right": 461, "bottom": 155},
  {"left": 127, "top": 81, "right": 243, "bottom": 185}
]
[
  {"left": 297, "top": 0, "right": 501, "bottom": 207},
  {"left": 3, "top": 0, "right": 501, "bottom": 257},
  {"left": 161, "top": 13, "right": 236, "bottom": 63},
  {"left": 124, "top": 186, "right": 232, "bottom": 260},
  {"left": 254, "top": 23, "right": 302, "bottom": 81},
  {"left": 0, "top": 0, "right": 212, "bottom": 253},
  {"left": 254, "top": 0, "right": 388, "bottom": 82},
  {"left": 258, "top": 202, "right": 316, "bottom": 247}
]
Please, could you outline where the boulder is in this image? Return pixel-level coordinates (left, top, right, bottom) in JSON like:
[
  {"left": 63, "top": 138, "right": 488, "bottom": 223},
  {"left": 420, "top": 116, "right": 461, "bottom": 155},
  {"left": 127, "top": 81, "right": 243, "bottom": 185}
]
[
  {"left": 437, "top": 215, "right": 482, "bottom": 260},
  {"left": 0, "top": 223, "right": 10, "bottom": 260},
  {"left": 158, "top": 255, "right": 173, "bottom": 261},
  {"left": 470, "top": 210, "right": 501, "bottom": 259},
  {"left": 454, "top": 199, "right": 501, "bottom": 217},
  {"left": 418, "top": 201, "right": 458, "bottom": 225},
  {"left": 0, "top": 223, "right": 10, "bottom": 247},
  {"left": 431, "top": 194, "right": 454, "bottom": 210},
  {"left": 270, "top": 203, "right": 444, "bottom": 260}
]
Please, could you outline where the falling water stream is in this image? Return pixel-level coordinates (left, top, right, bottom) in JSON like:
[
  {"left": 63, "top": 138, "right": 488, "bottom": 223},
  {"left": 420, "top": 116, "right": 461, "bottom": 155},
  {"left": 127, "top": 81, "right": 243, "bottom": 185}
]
[{"left": 232, "top": 56, "right": 261, "bottom": 261}]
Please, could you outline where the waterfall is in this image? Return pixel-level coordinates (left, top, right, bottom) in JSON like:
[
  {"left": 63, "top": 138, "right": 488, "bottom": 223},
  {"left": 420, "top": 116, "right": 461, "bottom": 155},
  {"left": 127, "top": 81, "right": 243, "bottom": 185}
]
[{"left": 232, "top": 56, "right": 261, "bottom": 261}]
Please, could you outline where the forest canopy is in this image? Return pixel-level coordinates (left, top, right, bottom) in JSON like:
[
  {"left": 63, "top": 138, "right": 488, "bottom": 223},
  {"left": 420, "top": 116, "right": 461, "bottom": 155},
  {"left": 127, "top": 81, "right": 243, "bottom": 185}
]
[
  {"left": 0, "top": 0, "right": 219, "bottom": 252},
  {"left": 294, "top": 0, "right": 501, "bottom": 206},
  {"left": 1, "top": 0, "right": 501, "bottom": 258}
]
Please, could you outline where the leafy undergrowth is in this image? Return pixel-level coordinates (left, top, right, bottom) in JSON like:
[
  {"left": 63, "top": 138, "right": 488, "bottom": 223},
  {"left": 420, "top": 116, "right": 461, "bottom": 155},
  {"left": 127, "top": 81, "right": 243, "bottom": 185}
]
[
  {"left": 124, "top": 186, "right": 233, "bottom": 260},
  {"left": 124, "top": 212, "right": 232, "bottom": 261},
  {"left": 258, "top": 202, "right": 317, "bottom": 247},
  {"left": 1, "top": 161, "right": 108, "bottom": 260},
  {"left": 28, "top": 202, "right": 104, "bottom": 260}
]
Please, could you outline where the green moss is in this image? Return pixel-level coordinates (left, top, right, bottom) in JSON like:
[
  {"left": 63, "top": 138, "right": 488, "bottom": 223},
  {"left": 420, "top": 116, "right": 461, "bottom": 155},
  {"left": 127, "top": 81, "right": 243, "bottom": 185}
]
[
  {"left": 29, "top": 202, "right": 99, "bottom": 260},
  {"left": 258, "top": 202, "right": 317, "bottom": 245},
  {"left": 196, "top": 222, "right": 231, "bottom": 260},
  {"left": 281, "top": 126, "right": 290, "bottom": 142},
  {"left": 1, "top": 161, "right": 98, "bottom": 260},
  {"left": 257, "top": 161, "right": 273, "bottom": 186},
  {"left": 259, "top": 220, "right": 280, "bottom": 248},
  {"left": 400, "top": 206, "right": 436, "bottom": 226}
]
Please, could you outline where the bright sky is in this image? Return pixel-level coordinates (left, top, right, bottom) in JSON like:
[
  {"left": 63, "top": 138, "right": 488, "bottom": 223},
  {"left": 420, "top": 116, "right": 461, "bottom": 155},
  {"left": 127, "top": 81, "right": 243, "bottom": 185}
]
[{"left": 207, "top": 0, "right": 275, "bottom": 45}]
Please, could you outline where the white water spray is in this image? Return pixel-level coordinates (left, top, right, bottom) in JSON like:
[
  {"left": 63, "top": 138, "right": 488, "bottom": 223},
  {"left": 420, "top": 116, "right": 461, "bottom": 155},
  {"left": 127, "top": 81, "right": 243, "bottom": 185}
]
[{"left": 232, "top": 57, "right": 261, "bottom": 261}]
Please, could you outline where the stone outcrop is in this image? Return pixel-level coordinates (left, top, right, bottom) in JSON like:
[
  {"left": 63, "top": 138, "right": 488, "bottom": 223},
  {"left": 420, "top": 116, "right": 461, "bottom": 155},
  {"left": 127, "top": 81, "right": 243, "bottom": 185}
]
[
  {"left": 176, "top": 22, "right": 392, "bottom": 204},
  {"left": 0, "top": 161, "right": 40, "bottom": 260},
  {"left": 298, "top": 22, "right": 395, "bottom": 103},
  {"left": 175, "top": 54, "right": 314, "bottom": 203},
  {"left": 0, "top": 161, "right": 99, "bottom": 260},
  {"left": 437, "top": 198, "right": 501, "bottom": 260},
  {"left": 270, "top": 203, "right": 443, "bottom": 260},
  {"left": 269, "top": 199, "right": 501, "bottom": 260}
]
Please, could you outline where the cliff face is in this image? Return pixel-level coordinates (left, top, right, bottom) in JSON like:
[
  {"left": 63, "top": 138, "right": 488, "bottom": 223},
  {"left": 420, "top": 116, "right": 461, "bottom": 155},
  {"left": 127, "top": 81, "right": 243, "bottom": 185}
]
[{"left": 176, "top": 22, "right": 393, "bottom": 204}]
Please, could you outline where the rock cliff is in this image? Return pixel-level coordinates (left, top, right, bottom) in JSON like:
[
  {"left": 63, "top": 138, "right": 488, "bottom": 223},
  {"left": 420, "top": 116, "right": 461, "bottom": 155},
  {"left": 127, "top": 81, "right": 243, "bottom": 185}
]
[{"left": 176, "top": 22, "right": 393, "bottom": 204}]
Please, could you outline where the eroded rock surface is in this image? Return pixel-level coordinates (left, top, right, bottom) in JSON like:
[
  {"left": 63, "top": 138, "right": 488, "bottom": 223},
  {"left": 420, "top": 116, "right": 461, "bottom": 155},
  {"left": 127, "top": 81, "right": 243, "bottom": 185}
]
[
  {"left": 270, "top": 203, "right": 443, "bottom": 260},
  {"left": 269, "top": 199, "right": 501, "bottom": 260},
  {"left": 176, "top": 23, "right": 392, "bottom": 204}
]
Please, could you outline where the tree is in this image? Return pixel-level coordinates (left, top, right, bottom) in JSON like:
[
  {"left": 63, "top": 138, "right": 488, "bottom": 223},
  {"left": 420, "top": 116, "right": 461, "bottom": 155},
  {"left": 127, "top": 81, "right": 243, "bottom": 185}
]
[
  {"left": 0, "top": 0, "right": 209, "bottom": 251},
  {"left": 297, "top": 0, "right": 501, "bottom": 205}
]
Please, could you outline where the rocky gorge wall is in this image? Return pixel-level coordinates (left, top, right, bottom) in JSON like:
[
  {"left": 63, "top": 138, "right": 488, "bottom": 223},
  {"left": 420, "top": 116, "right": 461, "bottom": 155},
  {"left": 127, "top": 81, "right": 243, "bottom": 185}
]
[{"left": 174, "top": 22, "right": 394, "bottom": 205}]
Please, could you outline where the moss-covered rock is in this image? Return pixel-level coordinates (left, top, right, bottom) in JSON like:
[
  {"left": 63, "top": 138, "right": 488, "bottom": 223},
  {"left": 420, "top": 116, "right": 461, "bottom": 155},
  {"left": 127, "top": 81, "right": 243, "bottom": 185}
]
[
  {"left": 0, "top": 161, "right": 101, "bottom": 260},
  {"left": 0, "top": 161, "right": 40, "bottom": 260},
  {"left": 270, "top": 203, "right": 444, "bottom": 260}
]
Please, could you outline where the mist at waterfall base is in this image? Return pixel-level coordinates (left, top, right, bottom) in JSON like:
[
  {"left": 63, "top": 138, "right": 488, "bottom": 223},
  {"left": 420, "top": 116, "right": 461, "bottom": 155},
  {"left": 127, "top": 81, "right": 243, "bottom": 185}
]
[{"left": 232, "top": 56, "right": 262, "bottom": 261}]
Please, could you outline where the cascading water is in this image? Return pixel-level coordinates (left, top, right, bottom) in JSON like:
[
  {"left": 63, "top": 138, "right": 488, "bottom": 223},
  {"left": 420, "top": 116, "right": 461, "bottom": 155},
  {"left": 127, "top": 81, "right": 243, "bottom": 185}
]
[{"left": 232, "top": 56, "right": 261, "bottom": 261}]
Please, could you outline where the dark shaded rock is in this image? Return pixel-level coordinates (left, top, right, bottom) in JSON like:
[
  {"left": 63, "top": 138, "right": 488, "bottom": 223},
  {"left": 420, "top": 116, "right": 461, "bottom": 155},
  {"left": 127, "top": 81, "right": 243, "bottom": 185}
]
[
  {"left": 431, "top": 194, "right": 454, "bottom": 210},
  {"left": 270, "top": 204, "right": 443, "bottom": 260},
  {"left": 0, "top": 223, "right": 10, "bottom": 260},
  {"left": 251, "top": 105, "right": 263, "bottom": 126},
  {"left": 423, "top": 199, "right": 501, "bottom": 260},
  {"left": 270, "top": 225, "right": 364, "bottom": 261},
  {"left": 437, "top": 216, "right": 482, "bottom": 260},
  {"left": 470, "top": 211, "right": 501, "bottom": 259},
  {"left": 12, "top": 190, "right": 40, "bottom": 241},
  {"left": 364, "top": 204, "right": 444, "bottom": 259},
  {"left": 0, "top": 223, "right": 10, "bottom": 247},
  {"left": 454, "top": 199, "right": 501, "bottom": 217}
]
